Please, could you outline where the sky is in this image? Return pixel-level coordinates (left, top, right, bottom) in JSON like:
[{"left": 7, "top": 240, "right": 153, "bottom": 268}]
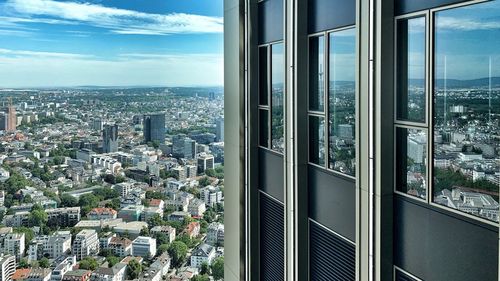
[{"left": 0, "top": 0, "right": 224, "bottom": 88}]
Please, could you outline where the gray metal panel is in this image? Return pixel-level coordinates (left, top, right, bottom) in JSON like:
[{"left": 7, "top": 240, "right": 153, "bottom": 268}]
[
  {"left": 308, "top": 165, "right": 356, "bottom": 241},
  {"left": 395, "top": 0, "right": 468, "bottom": 15},
  {"left": 258, "top": 148, "right": 284, "bottom": 203},
  {"left": 258, "top": 0, "right": 284, "bottom": 44},
  {"left": 308, "top": 0, "right": 356, "bottom": 33},
  {"left": 394, "top": 196, "right": 499, "bottom": 281}
]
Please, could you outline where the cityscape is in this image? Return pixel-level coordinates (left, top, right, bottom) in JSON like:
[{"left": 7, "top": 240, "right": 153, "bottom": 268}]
[{"left": 0, "top": 87, "right": 225, "bottom": 281}]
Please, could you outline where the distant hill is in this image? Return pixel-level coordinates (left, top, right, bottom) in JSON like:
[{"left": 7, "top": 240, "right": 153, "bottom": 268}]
[{"left": 410, "top": 77, "right": 500, "bottom": 88}]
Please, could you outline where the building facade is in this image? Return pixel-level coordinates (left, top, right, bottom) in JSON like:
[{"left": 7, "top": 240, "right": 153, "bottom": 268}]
[
  {"left": 102, "top": 124, "right": 119, "bottom": 153},
  {"left": 143, "top": 113, "right": 165, "bottom": 143},
  {"left": 224, "top": 0, "right": 500, "bottom": 280},
  {"left": 72, "top": 230, "right": 99, "bottom": 261}
]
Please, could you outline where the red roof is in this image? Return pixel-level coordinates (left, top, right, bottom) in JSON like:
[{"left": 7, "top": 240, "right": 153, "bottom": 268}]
[
  {"left": 148, "top": 199, "right": 163, "bottom": 207},
  {"left": 89, "top": 207, "right": 117, "bottom": 215},
  {"left": 13, "top": 269, "right": 31, "bottom": 280}
]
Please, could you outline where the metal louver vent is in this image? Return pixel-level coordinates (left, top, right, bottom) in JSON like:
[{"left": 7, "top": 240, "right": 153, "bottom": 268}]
[
  {"left": 260, "top": 192, "right": 285, "bottom": 281},
  {"left": 395, "top": 267, "right": 421, "bottom": 281},
  {"left": 310, "top": 220, "right": 355, "bottom": 281}
]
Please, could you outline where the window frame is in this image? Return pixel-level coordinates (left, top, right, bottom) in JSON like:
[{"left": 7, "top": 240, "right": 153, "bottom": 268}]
[
  {"left": 393, "top": 0, "right": 499, "bottom": 226},
  {"left": 307, "top": 25, "right": 357, "bottom": 180},
  {"left": 258, "top": 40, "right": 285, "bottom": 154}
]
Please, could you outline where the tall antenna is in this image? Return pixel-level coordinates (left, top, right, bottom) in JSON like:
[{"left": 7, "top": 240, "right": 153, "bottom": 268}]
[
  {"left": 489, "top": 56, "right": 492, "bottom": 125},
  {"left": 444, "top": 56, "right": 447, "bottom": 127}
]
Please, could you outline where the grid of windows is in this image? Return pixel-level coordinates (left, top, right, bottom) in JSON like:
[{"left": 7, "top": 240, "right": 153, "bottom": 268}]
[
  {"left": 308, "top": 28, "right": 356, "bottom": 177},
  {"left": 395, "top": 0, "right": 500, "bottom": 224},
  {"left": 259, "top": 42, "right": 285, "bottom": 154}
]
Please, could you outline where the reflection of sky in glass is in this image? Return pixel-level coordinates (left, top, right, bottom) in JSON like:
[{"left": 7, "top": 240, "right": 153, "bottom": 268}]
[
  {"left": 408, "top": 17, "right": 425, "bottom": 81},
  {"left": 435, "top": 1, "right": 500, "bottom": 80},
  {"left": 329, "top": 28, "right": 356, "bottom": 82},
  {"left": 271, "top": 43, "right": 284, "bottom": 87}
]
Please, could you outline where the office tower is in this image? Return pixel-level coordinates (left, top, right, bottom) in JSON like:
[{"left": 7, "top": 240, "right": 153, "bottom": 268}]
[
  {"left": 92, "top": 119, "right": 103, "bottom": 131},
  {"left": 5, "top": 98, "right": 16, "bottom": 132},
  {"left": 172, "top": 135, "right": 197, "bottom": 159},
  {"left": 102, "top": 124, "right": 119, "bottom": 153},
  {"left": 216, "top": 116, "right": 224, "bottom": 142},
  {"left": 197, "top": 153, "right": 214, "bottom": 173},
  {"left": 224, "top": 1, "right": 500, "bottom": 281},
  {"left": 143, "top": 113, "right": 165, "bottom": 143}
]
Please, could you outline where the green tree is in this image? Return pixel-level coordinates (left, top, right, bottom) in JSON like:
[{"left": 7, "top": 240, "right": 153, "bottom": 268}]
[
  {"left": 29, "top": 205, "right": 48, "bottom": 227},
  {"left": 148, "top": 214, "right": 165, "bottom": 227},
  {"left": 79, "top": 257, "right": 98, "bottom": 270},
  {"left": 168, "top": 241, "right": 188, "bottom": 267},
  {"left": 106, "top": 256, "right": 120, "bottom": 267},
  {"left": 211, "top": 257, "right": 224, "bottom": 280},
  {"left": 200, "top": 261, "right": 210, "bottom": 275},
  {"left": 60, "top": 194, "right": 78, "bottom": 207},
  {"left": 39, "top": 257, "right": 50, "bottom": 268},
  {"left": 127, "top": 260, "right": 142, "bottom": 279},
  {"left": 198, "top": 176, "right": 212, "bottom": 187},
  {"left": 158, "top": 243, "right": 169, "bottom": 255},
  {"left": 191, "top": 275, "right": 210, "bottom": 281},
  {"left": 140, "top": 226, "right": 149, "bottom": 236},
  {"left": 18, "top": 258, "right": 29, "bottom": 268},
  {"left": 13, "top": 227, "right": 35, "bottom": 245}
]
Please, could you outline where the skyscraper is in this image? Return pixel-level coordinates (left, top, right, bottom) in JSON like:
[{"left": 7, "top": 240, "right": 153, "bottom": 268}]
[
  {"left": 102, "top": 124, "right": 119, "bottom": 153},
  {"left": 216, "top": 116, "right": 224, "bottom": 142},
  {"left": 143, "top": 113, "right": 165, "bottom": 143},
  {"left": 5, "top": 98, "right": 16, "bottom": 132}
]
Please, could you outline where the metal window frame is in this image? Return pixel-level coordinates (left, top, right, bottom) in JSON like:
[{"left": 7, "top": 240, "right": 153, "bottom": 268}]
[
  {"left": 306, "top": 26, "right": 357, "bottom": 180},
  {"left": 393, "top": 266, "right": 423, "bottom": 281},
  {"left": 393, "top": 0, "right": 499, "bottom": 227}
]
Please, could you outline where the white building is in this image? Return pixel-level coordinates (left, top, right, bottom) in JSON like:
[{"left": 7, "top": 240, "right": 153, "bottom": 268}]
[
  {"left": 200, "top": 186, "right": 223, "bottom": 208},
  {"left": 132, "top": 236, "right": 157, "bottom": 258},
  {"left": 197, "top": 153, "right": 214, "bottom": 173},
  {"left": 72, "top": 230, "right": 99, "bottom": 261},
  {"left": 44, "top": 231, "right": 72, "bottom": 259},
  {"left": 188, "top": 199, "right": 206, "bottom": 217},
  {"left": 206, "top": 223, "right": 224, "bottom": 246},
  {"left": 4, "top": 233, "right": 25, "bottom": 260},
  {"left": 50, "top": 256, "right": 76, "bottom": 281},
  {"left": 150, "top": 226, "right": 176, "bottom": 244},
  {"left": 91, "top": 263, "right": 126, "bottom": 281},
  {"left": 0, "top": 255, "right": 16, "bottom": 281},
  {"left": 190, "top": 244, "right": 215, "bottom": 268}
]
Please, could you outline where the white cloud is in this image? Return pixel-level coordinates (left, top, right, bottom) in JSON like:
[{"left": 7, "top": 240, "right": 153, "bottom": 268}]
[
  {"left": 0, "top": 48, "right": 223, "bottom": 87},
  {"left": 2, "top": 0, "right": 223, "bottom": 35},
  {"left": 437, "top": 16, "right": 500, "bottom": 31}
]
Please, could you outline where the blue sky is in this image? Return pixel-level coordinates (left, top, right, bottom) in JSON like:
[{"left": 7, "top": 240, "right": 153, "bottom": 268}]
[{"left": 0, "top": 0, "right": 223, "bottom": 88}]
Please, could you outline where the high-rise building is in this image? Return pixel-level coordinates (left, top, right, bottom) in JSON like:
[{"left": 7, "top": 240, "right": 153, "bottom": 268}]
[
  {"left": 3, "top": 233, "right": 25, "bottom": 261},
  {"left": 5, "top": 98, "right": 16, "bottom": 132},
  {"left": 172, "top": 135, "right": 196, "bottom": 159},
  {"left": 92, "top": 119, "right": 103, "bottom": 131},
  {"left": 224, "top": 1, "right": 500, "bottom": 281},
  {"left": 197, "top": 153, "right": 214, "bottom": 173},
  {"left": 216, "top": 116, "right": 224, "bottom": 142},
  {"left": 102, "top": 124, "right": 119, "bottom": 153},
  {"left": 143, "top": 113, "right": 165, "bottom": 143}
]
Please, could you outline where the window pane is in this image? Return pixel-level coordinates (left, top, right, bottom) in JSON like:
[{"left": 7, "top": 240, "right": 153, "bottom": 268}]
[
  {"left": 259, "top": 109, "right": 269, "bottom": 147},
  {"left": 328, "top": 28, "right": 356, "bottom": 176},
  {"left": 271, "top": 43, "right": 285, "bottom": 153},
  {"left": 396, "top": 127, "right": 427, "bottom": 199},
  {"left": 396, "top": 17, "right": 426, "bottom": 123},
  {"left": 309, "top": 116, "right": 325, "bottom": 166},
  {"left": 259, "top": 46, "right": 269, "bottom": 105},
  {"left": 309, "top": 36, "right": 325, "bottom": 112},
  {"left": 433, "top": 1, "right": 500, "bottom": 223}
]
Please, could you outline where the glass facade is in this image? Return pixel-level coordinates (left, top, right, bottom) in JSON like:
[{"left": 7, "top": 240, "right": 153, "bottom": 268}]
[
  {"left": 396, "top": 127, "right": 427, "bottom": 199},
  {"left": 308, "top": 28, "right": 356, "bottom": 177},
  {"left": 433, "top": 1, "right": 500, "bottom": 223}
]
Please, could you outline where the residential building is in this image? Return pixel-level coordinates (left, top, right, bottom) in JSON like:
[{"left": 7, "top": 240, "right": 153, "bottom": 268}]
[
  {"left": 26, "top": 268, "right": 51, "bottom": 281},
  {"left": 0, "top": 255, "right": 16, "bottom": 281},
  {"left": 200, "top": 186, "right": 223, "bottom": 208},
  {"left": 187, "top": 199, "right": 206, "bottom": 217},
  {"left": 190, "top": 244, "right": 215, "bottom": 268},
  {"left": 44, "top": 231, "right": 72, "bottom": 259},
  {"left": 72, "top": 230, "right": 99, "bottom": 261},
  {"left": 88, "top": 208, "right": 117, "bottom": 220},
  {"left": 140, "top": 207, "right": 162, "bottom": 222},
  {"left": 12, "top": 269, "right": 31, "bottom": 281},
  {"left": 46, "top": 207, "right": 81, "bottom": 228},
  {"left": 185, "top": 165, "right": 197, "bottom": 179},
  {"left": 206, "top": 223, "right": 224, "bottom": 246},
  {"left": 117, "top": 205, "right": 143, "bottom": 222},
  {"left": 167, "top": 211, "right": 190, "bottom": 223},
  {"left": 185, "top": 222, "right": 200, "bottom": 239},
  {"left": 50, "top": 256, "right": 76, "bottom": 281},
  {"left": 150, "top": 226, "right": 176, "bottom": 244},
  {"left": 112, "top": 221, "right": 148, "bottom": 240},
  {"left": 3, "top": 233, "right": 25, "bottom": 261},
  {"left": 106, "top": 237, "right": 132, "bottom": 257},
  {"left": 61, "top": 270, "right": 91, "bottom": 281},
  {"left": 131, "top": 236, "right": 157, "bottom": 258},
  {"left": 90, "top": 263, "right": 126, "bottom": 281}
]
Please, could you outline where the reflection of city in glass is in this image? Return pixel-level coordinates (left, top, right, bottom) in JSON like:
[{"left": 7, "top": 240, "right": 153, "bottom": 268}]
[
  {"left": 396, "top": 128, "right": 427, "bottom": 199},
  {"left": 433, "top": 1, "right": 500, "bottom": 222},
  {"left": 309, "top": 116, "right": 325, "bottom": 166},
  {"left": 328, "top": 29, "right": 356, "bottom": 176},
  {"left": 309, "top": 36, "right": 325, "bottom": 112},
  {"left": 396, "top": 17, "right": 426, "bottom": 123},
  {"left": 271, "top": 43, "right": 285, "bottom": 153}
]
